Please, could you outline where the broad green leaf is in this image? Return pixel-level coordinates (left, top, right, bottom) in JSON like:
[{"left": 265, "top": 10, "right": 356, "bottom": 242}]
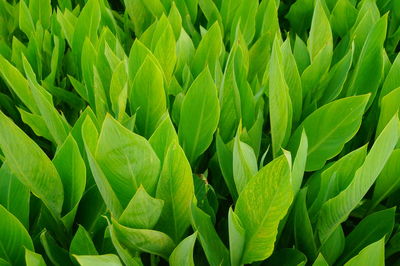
[
  {"left": 108, "top": 223, "right": 143, "bottom": 266},
  {"left": 308, "top": 145, "right": 367, "bottom": 220},
  {"left": 292, "top": 130, "right": 308, "bottom": 194},
  {"left": 376, "top": 87, "right": 400, "bottom": 136},
  {"left": 317, "top": 115, "right": 399, "bottom": 243},
  {"left": 372, "top": 150, "right": 400, "bottom": 208},
  {"left": 0, "top": 163, "right": 30, "bottom": 229},
  {"left": 233, "top": 132, "right": 257, "bottom": 194},
  {"left": 312, "top": 254, "right": 329, "bottom": 266},
  {"left": 380, "top": 53, "right": 400, "bottom": 97},
  {"left": 338, "top": 208, "right": 395, "bottom": 264},
  {"left": 110, "top": 60, "right": 128, "bottom": 121},
  {"left": 70, "top": 225, "right": 98, "bottom": 255},
  {"left": 112, "top": 219, "right": 175, "bottom": 260},
  {"left": 281, "top": 38, "right": 302, "bottom": 124},
  {"left": 178, "top": 68, "right": 220, "bottom": 164},
  {"left": 293, "top": 35, "right": 310, "bottom": 74},
  {"left": 191, "top": 22, "right": 223, "bottom": 77},
  {"left": 53, "top": 135, "right": 86, "bottom": 227},
  {"left": 330, "top": 0, "right": 357, "bottom": 37},
  {"left": 286, "top": 0, "right": 314, "bottom": 35},
  {"left": 74, "top": 254, "right": 122, "bottom": 266},
  {"left": 82, "top": 116, "right": 123, "bottom": 218},
  {"left": 23, "top": 57, "right": 70, "bottom": 146},
  {"left": 235, "top": 155, "right": 293, "bottom": 264},
  {"left": 344, "top": 238, "right": 385, "bottom": 266},
  {"left": 156, "top": 141, "right": 194, "bottom": 242},
  {"left": 29, "top": 0, "right": 51, "bottom": 29},
  {"left": 264, "top": 248, "right": 307, "bottom": 266},
  {"left": 19, "top": 1, "right": 35, "bottom": 37},
  {"left": 190, "top": 204, "right": 230, "bottom": 266},
  {"left": 96, "top": 115, "right": 160, "bottom": 205},
  {"left": 228, "top": 208, "right": 245, "bottom": 266},
  {"left": 320, "top": 225, "right": 345, "bottom": 264},
  {"left": 72, "top": 0, "right": 101, "bottom": 66},
  {"left": 25, "top": 250, "right": 46, "bottom": 266},
  {"left": 149, "top": 113, "right": 178, "bottom": 163},
  {"left": 120, "top": 186, "right": 164, "bottom": 229},
  {"left": 0, "top": 111, "right": 64, "bottom": 218},
  {"left": 130, "top": 56, "right": 166, "bottom": 138},
  {"left": 308, "top": 0, "right": 333, "bottom": 61},
  {"left": 0, "top": 205, "right": 34, "bottom": 265},
  {"left": 0, "top": 55, "right": 39, "bottom": 114},
  {"left": 18, "top": 109, "right": 52, "bottom": 142},
  {"left": 216, "top": 135, "right": 238, "bottom": 200},
  {"left": 219, "top": 44, "right": 242, "bottom": 142},
  {"left": 288, "top": 95, "right": 369, "bottom": 171},
  {"left": 269, "top": 38, "right": 293, "bottom": 158},
  {"left": 151, "top": 16, "right": 176, "bottom": 83},
  {"left": 318, "top": 46, "right": 353, "bottom": 105},
  {"left": 294, "top": 188, "right": 317, "bottom": 261},
  {"left": 169, "top": 232, "right": 197, "bottom": 266},
  {"left": 347, "top": 15, "right": 387, "bottom": 105},
  {"left": 230, "top": 0, "right": 257, "bottom": 44}
]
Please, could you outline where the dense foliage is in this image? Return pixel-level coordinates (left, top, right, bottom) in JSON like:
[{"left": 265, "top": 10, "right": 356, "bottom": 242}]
[{"left": 0, "top": 0, "right": 400, "bottom": 265}]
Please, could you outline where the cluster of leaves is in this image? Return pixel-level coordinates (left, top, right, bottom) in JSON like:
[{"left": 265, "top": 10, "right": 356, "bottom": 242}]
[{"left": 0, "top": 0, "right": 400, "bottom": 265}]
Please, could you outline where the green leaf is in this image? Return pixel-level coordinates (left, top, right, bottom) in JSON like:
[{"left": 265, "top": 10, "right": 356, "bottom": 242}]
[
  {"left": 156, "top": 141, "right": 194, "bottom": 242},
  {"left": 380, "top": 53, "right": 400, "bottom": 97},
  {"left": 19, "top": 1, "right": 35, "bottom": 37},
  {"left": 216, "top": 135, "right": 238, "bottom": 200},
  {"left": 95, "top": 115, "right": 160, "bottom": 205},
  {"left": 320, "top": 224, "right": 345, "bottom": 264},
  {"left": 288, "top": 95, "right": 369, "bottom": 171},
  {"left": 149, "top": 113, "right": 179, "bottom": 164},
  {"left": 169, "top": 232, "right": 197, "bottom": 266},
  {"left": 233, "top": 132, "right": 257, "bottom": 194},
  {"left": 53, "top": 135, "right": 86, "bottom": 227},
  {"left": 330, "top": 0, "right": 357, "bottom": 37},
  {"left": 338, "top": 208, "right": 395, "bottom": 264},
  {"left": 312, "top": 254, "right": 329, "bottom": 266},
  {"left": 317, "top": 114, "right": 399, "bottom": 243},
  {"left": 0, "top": 163, "right": 30, "bottom": 229},
  {"left": 82, "top": 116, "right": 123, "bottom": 218},
  {"left": 264, "top": 248, "right": 307, "bottom": 266},
  {"left": 281, "top": 38, "right": 302, "bottom": 124},
  {"left": 190, "top": 204, "right": 230, "bottom": 266},
  {"left": 178, "top": 68, "right": 220, "bottom": 164},
  {"left": 228, "top": 207, "right": 245, "bottom": 266},
  {"left": 0, "top": 55, "right": 39, "bottom": 114},
  {"left": 235, "top": 155, "right": 294, "bottom": 264},
  {"left": 0, "top": 205, "right": 34, "bottom": 265},
  {"left": 372, "top": 149, "right": 400, "bottom": 208},
  {"left": 130, "top": 56, "right": 166, "bottom": 138},
  {"left": 347, "top": 15, "right": 387, "bottom": 105},
  {"left": 70, "top": 225, "right": 98, "bottom": 256},
  {"left": 72, "top": 0, "right": 101, "bottom": 67},
  {"left": 25, "top": 249, "right": 46, "bottom": 266},
  {"left": 344, "top": 238, "right": 385, "bottom": 266},
  {"left": 294, "top": 188, "right": 317, "bottom": 261},
  {"left": 0, "top": 111, "right": 64, "bottom": 218},
  {"left": 308, "top": 0, "right": 333, "bottom": 61},
  {"left": 191, "top": 22, "right": 223, "bottom": 77},
  {"left": 269, "top": 38, "right": 293, "bottom": 158},
  {"left": 111, "top": 219, "right": 175, "bottom": 260},
  {"left": 74, "top": 254, "right": 122, "bottom": 266},
  {"left": 292, "top": 130, "right": 308, "bottom": 194},
  {"left": 376, "top": 87, "right": 400, "bottom": 136},
  {"left": 110, "top": 60, "right": 128, "bottom": 121},
  {"left": 120, "top": 186, "right": 164, "bottom": 230}
]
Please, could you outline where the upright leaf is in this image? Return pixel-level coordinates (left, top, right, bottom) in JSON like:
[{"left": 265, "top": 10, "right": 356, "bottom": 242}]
[
  {"left": 0, "top": 111, "right": 64, "bottom": 218},
  {"left": 317, "top": 115, "right": 399, "bottom": 243},
  {"left": 235, "top": 155, "right": 294, "bottom": 263},
  {"left": 178, "top": 68, "right": 220, "bottom": 164}
]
